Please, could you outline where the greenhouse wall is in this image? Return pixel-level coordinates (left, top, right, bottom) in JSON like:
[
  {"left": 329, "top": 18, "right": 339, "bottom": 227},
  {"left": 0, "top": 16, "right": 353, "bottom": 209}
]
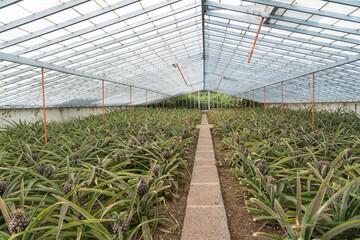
[
  {"left": 267, "top": 102, "right": 360, "bottom": 114},
  {"left": 0, "top": 106, "right": 123, "bottom": 127}
]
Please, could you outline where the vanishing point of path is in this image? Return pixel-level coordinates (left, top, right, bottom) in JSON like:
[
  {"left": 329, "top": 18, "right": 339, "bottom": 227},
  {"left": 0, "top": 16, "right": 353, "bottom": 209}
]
[{"left": 181, "top": 114, "right": 231, "bottom": 240}]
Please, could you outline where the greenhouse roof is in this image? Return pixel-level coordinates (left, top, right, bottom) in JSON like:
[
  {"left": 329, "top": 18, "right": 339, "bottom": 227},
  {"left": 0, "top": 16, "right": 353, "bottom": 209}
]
[{"left": 0, "top": 0, "right": 359, "bottom": 108}]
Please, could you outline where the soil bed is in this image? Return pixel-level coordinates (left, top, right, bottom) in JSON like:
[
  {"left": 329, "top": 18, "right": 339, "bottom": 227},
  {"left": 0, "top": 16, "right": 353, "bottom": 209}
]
[
  {"left": 211, "top": 130, "right": 283, "bottom": 240},
  {"left": 153, "top": 130, "right": 198, "bottom": 240}
]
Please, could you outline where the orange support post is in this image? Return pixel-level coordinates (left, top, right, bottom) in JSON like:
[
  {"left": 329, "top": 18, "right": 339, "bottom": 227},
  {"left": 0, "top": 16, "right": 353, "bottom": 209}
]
[
  {"left": 130, "top": 87, "right": 132, "bottom": 118},
  {"left": 264, "top": 87, "right": 266, "bottom": 115},
  {"left": 253, "top": 90, "right": 255, "bottom": 112},
  {"left": 245, "top": 93, "right": 247, "bottom": 111},
  {"left": 176, "top": 63, "right": 188, "bottom": 86},
  {"left": 156, "top": 93, "right": 158, "bottom": 113},
  {"left": 239, "top": 94, "right": 241, "bottom": 111},
  {"left": 281, "top": 82, "right": 283, "bottom": 120},
  {"left": 146, "top": 90, "right": 148, "bottom": 114},
  {"left": 190, "top": 85, "right": 196, "bottom": 94},
  {"left": 102, "top": 80, "right": 105, "bottom": 127},
  {"left": 248, "top": 6, "right": 268, "bottom": 63},
  {"left": 312, "top": 73, "right": 315, "bottom": 128},
  {"left": 41, "top": 68, "right": 48, "bottom": 145},
  {"left": 215, "top": 77, "right": 223, "bottom": 92}
]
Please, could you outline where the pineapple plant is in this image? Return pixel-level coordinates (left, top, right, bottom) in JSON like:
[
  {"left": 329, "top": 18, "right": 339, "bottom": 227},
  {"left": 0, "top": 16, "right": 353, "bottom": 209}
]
[
  {"left": 243, "top": 150, "right": 249, "bottom": 158},
  {"left": 31, "top": 153, "right": 38, "bottom": 161},
  {"left": 256, "top": 160, "right": 267, "bottom": 174},
  {"left": 153, "top": 164, "right": 160, "bottom": 175},
  {"left": 317, "top": 160, "right": 330, "bottom": 173},
  {"left": 162, "top": 147, "right": 171, "bottom": 160},
  {"left": 0, "top": 180, "right": 7, "bottom": 194},
  {"left": 9, "top": 209, "right": 28, "bottom": 233},
  {"left": 137, "top": 179, "right": 149, "bottom": 197},
  {"left": 37, "top": 163, "right": 48, "bottom": 175},
  {"left": 63, "top": 181, "right": 72, "bottom": 195},
  {"left": 113, "top": 221, "right": 128, "bottom": 235}
]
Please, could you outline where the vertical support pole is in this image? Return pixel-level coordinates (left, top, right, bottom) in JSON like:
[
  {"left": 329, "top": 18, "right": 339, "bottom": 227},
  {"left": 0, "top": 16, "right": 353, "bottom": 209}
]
[
  {"left": 208, "top": 91, "right": 210, "bottom": 110},
  {"left": 217, "top": 93, "right": 218, "bottom": 108},
  {"left": 102, "top": 80, "right": 105, "bottom": 127},
  {"left": 245, "top": 93, "right": 247, "bottom": 111},
  {"left": 198, "top": 91, "right": 200, "bottom": 109},
  {"left": 239, "top": 94, "right": 241, "bottom": 111},
  {"left": 146, "top": 90, "right": 148, "bottom": 114},
  {"left": 264, "top": 87, "right": 266, "bottom": 115},
  {"left": 130, "top": 86, "right": 132, "bottom": 118},
  {"left": 190, "top": 93, "right": 192, "bottom": 108},
  {"left": 253, "top": 90, "right": 255, "bottom": 112},
  {"left": 281, "top": 82, "right": 283, "bottom": 120},
  {"left": 156, "top": 93, "right": 158, "bottom": 113},
  {"left": 220, "top": 94, "right": 222, "bottom": 108},
  {"left": 41, "top": 68, "right": 48, "bottom": 145},
  {"left": 312, "top": 73, "right": 315, "bottom": 128}
]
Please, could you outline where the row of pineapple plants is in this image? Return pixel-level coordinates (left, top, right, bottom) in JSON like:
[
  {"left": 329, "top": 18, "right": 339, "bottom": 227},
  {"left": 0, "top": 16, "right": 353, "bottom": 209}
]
[
  {"left": 208, "top": 107, "right": 360, "bottom": 240},
  {"left": 0, "top": 108, "right": 201, "bottom": 240}
]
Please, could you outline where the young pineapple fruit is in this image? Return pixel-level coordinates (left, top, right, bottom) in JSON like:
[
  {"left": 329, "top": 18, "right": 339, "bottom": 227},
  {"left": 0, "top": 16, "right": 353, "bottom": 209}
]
[
  {"left": 137, "top": 179, "right": 149, "bottom": 197},
  {"left": 256, "top": 160, "right": 267, "bottom": 174},
  {"left": 162, "top": 147, "right": 171, "bottom": 160},
  {"left": 31, "top": 153, "right": 38, "bottom": 161},
  {"left": 37, "top": 163, "right": 48, "bottom": 175},
  {"left": 63, "top": 182, "right": 72, "bottom": 195},
  {"left": 9, "top": 209, "right": 28, "bottom": 233},
  {"left": 317, "top": 161, "right": 330, "bottom": 173},
  {"left": 243, "top": 150, "right": 249, "bottom": 158},
  {"left": 113, "top": 221, "right": 128, "bottom": 235},
  {"left": 0, "top": 181, "right": 7, "bottom": 194},
  {"left": 153, "top": 164, "right": 160, "bottom": 176}
]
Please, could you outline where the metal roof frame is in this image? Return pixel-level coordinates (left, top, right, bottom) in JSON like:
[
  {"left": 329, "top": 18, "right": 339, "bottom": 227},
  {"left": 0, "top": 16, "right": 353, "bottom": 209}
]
[{"left": 0, "top": 0, "right": 359, "bottom": 108}]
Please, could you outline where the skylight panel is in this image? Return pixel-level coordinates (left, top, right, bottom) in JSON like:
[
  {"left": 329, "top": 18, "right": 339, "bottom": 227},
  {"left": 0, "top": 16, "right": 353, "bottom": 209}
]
[
  {"left": 45, "top": 9, "right": 81, "bottom": 24},
  {"left": 73, "top": 2, "right": 99, "bottom": 15},
  {"left": 0, "top": 28, "right": 28, "bottom": 42},
  {"left": 125, "top": 14, "right": 150, "bottom": 25},
  {"left": 20, "top": 18, "right": 54, "bottom": 33},
  {"left": 90, "top": 11, "right": 118, "bottom": 24},
  {"left": 18, "top": 0, "right": 60, "bottom": 13},
  {"left": 114, "top": 2, "right": 142, "bottom": 16},
  {"left": 65, "top": 21, "right": 94, "bottom": 32},
  {"left": 0, "top": 4, "right": 31, "bottom": 24}
]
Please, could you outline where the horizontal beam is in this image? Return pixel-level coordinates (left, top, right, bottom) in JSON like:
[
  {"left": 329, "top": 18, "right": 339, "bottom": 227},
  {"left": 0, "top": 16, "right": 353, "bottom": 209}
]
[{"left": 0, "top": 0, "right": 21, "bottom": 9}]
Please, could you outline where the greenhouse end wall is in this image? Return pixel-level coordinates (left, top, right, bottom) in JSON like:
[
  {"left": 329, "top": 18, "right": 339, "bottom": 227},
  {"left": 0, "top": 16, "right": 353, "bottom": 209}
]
[
  {"left": 267, "top": 102, "right": 360, "bottom": 115},
  {"left": 0, "top": 106, "right": 123, "bottom": 127}
]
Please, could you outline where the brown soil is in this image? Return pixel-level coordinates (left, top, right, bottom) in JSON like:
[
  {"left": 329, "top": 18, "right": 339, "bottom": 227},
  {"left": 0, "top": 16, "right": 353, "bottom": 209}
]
[
  {"left": 212, "top": 130, "right": 284, "bottom": 240},
  {"left": 153, "top": 130, "right": 198, "bottom": 240}
]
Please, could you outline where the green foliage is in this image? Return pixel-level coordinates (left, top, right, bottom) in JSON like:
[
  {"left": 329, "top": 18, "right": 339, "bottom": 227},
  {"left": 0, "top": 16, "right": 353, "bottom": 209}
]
[
  {"left": 208, "top": 107, "right": 360, "bottom": 239},
  {"left": 0, "top": 108, "right": 201, "bottom": 239}
]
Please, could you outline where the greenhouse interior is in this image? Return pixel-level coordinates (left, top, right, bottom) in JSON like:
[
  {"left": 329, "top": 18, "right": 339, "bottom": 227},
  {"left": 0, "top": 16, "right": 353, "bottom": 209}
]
[{"left": 0, "top": 0, "right": 360, "bottom": 239}]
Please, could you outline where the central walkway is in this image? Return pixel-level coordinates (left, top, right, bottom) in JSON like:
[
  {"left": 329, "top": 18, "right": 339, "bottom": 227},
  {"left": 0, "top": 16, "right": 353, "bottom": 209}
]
[{"left": 181, "top": 114, "right": 230, "bottom": 240}]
